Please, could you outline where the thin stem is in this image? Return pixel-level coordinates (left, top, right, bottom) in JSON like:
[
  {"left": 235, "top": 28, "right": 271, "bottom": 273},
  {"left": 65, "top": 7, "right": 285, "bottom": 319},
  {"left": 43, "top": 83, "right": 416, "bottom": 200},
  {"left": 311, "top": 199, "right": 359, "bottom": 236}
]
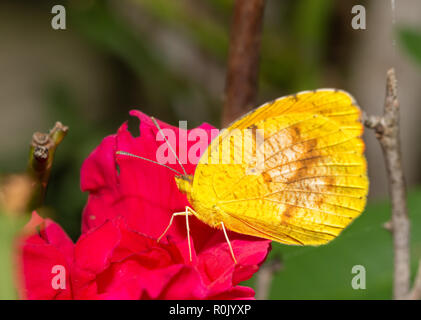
[
  {"left": 363, "top": 69, "right": 410, "bottom": 299},
  {"left": 222, "top": 0, "right": 266, "bottom": 127},
  {"left": 255, "top": 256, "right": 282, "bottom": 300}
]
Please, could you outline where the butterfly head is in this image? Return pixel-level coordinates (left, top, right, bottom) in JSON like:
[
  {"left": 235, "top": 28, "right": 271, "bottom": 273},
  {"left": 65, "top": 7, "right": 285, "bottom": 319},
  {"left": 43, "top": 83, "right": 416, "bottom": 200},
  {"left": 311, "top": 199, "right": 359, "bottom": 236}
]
[{"left": 175, "top": 174, "right": 193, "bottom": 196}]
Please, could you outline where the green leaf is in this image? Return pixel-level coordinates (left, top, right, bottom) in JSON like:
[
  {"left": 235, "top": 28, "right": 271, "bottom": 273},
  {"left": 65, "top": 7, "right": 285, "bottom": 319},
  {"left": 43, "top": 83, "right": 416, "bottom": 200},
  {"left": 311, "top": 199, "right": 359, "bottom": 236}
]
[{"left": 398, "top": 27, "right": 421, "bottom": 67}]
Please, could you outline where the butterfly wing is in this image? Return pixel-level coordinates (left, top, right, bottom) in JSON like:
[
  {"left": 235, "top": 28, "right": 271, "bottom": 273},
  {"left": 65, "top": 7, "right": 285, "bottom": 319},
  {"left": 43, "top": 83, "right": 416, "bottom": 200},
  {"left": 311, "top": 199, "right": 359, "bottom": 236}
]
[
  {"left": 226, "top": 89, "right": 362, "bottom": 138},
  {"left": 191, "top": 90, "right": 368, "bottom": 245}
]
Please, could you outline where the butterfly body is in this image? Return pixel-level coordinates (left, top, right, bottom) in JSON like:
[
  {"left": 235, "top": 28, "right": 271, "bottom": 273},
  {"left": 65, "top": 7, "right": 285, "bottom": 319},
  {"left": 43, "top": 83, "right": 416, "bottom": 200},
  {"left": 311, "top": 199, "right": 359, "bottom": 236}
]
[{"left": 175, "top": 174, "right": 224, "bottom": 228}]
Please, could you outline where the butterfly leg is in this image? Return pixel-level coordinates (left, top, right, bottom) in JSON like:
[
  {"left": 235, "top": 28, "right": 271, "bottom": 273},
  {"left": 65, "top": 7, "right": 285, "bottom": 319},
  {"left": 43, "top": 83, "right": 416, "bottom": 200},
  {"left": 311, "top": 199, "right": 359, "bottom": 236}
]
[
  {"left": 157, "top": 209, "right": 192, "bottom": 243},
  {"left": 157, "top": 206, "right": 194, "bottom": 262},
  {"left": 185, "top": 206, "right": 192, "bottom": 262},
  {"left": 220, "top": 221, "right": 237, "bottom": 264}
]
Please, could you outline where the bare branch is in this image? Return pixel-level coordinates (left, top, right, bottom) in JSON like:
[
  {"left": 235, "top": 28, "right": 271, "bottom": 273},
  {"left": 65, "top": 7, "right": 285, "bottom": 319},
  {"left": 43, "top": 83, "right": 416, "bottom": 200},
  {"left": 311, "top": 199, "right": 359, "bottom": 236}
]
[
  {"left": 363, "top": 68, "right": 410, "bottom": 299},
  {"left": 362, "top": 112, "right": 382, "bottom": 132},
  {"left": 222, "top": 0, "right": 265, "bottom": 126}
]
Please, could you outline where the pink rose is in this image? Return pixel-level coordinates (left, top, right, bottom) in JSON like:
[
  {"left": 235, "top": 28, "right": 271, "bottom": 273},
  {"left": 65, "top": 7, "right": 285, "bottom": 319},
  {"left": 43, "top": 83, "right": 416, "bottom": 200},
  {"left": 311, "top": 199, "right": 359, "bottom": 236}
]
[{"left": 17, "top": 111, "right": 271, "bottom": 299}]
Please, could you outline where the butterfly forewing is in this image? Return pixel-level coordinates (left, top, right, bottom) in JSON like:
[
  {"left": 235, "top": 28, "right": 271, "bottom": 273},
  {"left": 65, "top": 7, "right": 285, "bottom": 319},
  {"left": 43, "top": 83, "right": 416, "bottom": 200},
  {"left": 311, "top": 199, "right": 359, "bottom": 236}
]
[{"left": 191, "top": 90, "right": 368, "bottom": 245}]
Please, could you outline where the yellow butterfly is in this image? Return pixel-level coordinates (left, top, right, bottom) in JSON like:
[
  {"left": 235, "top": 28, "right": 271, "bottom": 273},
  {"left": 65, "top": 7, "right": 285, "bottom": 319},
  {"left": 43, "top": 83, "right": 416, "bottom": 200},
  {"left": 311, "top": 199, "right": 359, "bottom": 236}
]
[{"left": 118, "top": 89, "right": 368, "bottom": 264}]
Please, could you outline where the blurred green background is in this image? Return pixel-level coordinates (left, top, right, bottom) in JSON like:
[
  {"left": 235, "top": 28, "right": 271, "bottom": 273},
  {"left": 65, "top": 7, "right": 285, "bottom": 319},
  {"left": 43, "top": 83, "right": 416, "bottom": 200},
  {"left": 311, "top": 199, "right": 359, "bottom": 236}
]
[{"left": 1, "top": 0, "right": 421, "bottom": 299}]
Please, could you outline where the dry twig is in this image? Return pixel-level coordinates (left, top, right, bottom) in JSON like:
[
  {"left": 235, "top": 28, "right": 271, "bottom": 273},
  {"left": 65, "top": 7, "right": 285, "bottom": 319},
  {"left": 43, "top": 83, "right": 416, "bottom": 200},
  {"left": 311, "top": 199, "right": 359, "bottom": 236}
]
[
  {"left": 27, "top": 122, "right": 68, "bottom": 210},
  {"left": 222, "top": 0, "right": 265, "bottom": 126},
  {"left": 363, "top": 68, "right": 420, "bottom": 299},
  {"left": 255, "top": 257, "right": 282, "bottom": 300}
]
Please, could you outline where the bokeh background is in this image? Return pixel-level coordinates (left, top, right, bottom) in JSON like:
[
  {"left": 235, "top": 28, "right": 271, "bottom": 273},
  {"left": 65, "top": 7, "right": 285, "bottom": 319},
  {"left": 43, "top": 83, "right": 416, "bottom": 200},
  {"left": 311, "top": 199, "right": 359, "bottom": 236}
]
[{"left": 1, "top": 0, "right": 421, "bottom": 299}]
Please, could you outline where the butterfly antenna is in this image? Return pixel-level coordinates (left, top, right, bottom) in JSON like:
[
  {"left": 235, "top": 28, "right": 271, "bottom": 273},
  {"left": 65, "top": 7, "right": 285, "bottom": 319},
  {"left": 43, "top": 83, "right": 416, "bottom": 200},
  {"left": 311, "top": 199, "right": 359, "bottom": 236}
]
[
  {"left": 151, "top": 116, "right": 188, "bottom": 176},
  {"left": 116, "top": 151, "right": 183, "bottom": 176}
]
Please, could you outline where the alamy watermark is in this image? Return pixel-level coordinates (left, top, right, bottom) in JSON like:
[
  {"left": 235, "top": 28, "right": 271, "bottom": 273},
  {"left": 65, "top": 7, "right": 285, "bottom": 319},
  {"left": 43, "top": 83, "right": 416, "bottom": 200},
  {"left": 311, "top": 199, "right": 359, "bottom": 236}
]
[
  {"left": 51, "top": 5, "right": 66, "bottom": 30},
  {"left": 155, "top": 124, "right": 266, "bottom": 169},
  {"left": 51, "top": 265, "right": 66, "bottom": 290},
  {"left": 351, "top": 265, "right": 366, "bottom": 290},
  {"left": 351, "top": 5, "right": 366, "bottom": 30}
]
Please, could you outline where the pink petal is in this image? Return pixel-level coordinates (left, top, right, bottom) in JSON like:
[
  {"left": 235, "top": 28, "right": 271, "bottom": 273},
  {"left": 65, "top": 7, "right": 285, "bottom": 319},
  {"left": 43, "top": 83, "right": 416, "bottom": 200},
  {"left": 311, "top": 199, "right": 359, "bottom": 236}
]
[
  {"left": 208, "top": 286, "right": 256, "bottom": 300},
  {"left": 17, "top": 212, "right": 74, "bottom": 300},
  {"left": 197, "top": 232, "right": 271, "bottom": 291},
  {"left": 74, "top": 220, "right": 121, "bottom": 274},
  {"left": 80, "top": 135, "right": 119, "bottom": 232},
  {"left": 159, "top": 266, "right": 209, "bottom": 300}
]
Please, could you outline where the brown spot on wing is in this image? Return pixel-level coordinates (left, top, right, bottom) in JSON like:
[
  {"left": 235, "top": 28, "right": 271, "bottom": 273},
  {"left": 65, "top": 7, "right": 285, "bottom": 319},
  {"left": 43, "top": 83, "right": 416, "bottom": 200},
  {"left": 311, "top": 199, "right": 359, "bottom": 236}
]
[
  {"left": 268, "top": 120, "right": 327, "bottom": 221},
  {"left": 262, "top": 171, "right": 272, "bottom": 183}
]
